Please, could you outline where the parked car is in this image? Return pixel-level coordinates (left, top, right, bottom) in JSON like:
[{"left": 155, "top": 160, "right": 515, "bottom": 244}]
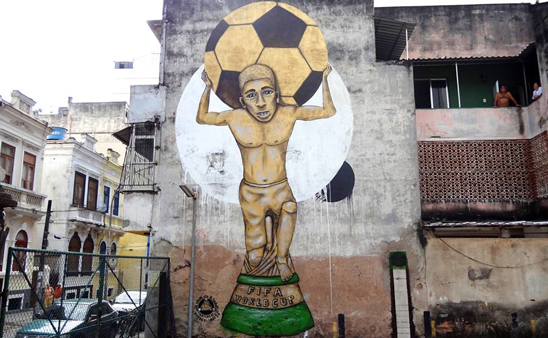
[
  {"left": 110, "top": 291, "right": 147, "bottom": 314},
  {"left": 111, "top": 291, "right": 147, "bottom": 332},
  {"left": 15, "top": 299, "right": 119, "bottom": 338}
]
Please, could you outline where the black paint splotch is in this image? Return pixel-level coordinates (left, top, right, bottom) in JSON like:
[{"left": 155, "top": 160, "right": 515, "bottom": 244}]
[{"left": 317, "top": 161, "right": 355, "bottom": 203}]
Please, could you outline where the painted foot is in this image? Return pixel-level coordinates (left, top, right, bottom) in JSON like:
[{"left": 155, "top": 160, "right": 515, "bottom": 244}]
[{"left": 278, "top": 263, "right": 293, "bottom": 282}]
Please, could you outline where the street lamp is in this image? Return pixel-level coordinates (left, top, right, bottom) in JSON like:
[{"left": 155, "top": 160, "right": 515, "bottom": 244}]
[{"left": 179, "top": 184, "right": 197, "bottom": 338}]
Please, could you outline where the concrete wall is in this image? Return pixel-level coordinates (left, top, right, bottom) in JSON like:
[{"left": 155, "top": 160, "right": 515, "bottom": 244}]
[
  {"left": 376, "top": 4, "right": 535, "bottom": 60},
  {"left": 416, "top": 107, "right": 530, "bottom": 141},
  {"left": 425, "top": 235, "right": 548, "bottom": 336},
  {"left": 150, "top": 0, "right": 425, "bottom": 337},
  {"left": 39, "top": 102, "right": 128, "bottom": 161}
]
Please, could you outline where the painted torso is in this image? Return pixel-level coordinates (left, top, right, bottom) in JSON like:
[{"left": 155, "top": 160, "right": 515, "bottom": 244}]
[{"left": 228, "top": 106, "right": 296, "bottom": 185}]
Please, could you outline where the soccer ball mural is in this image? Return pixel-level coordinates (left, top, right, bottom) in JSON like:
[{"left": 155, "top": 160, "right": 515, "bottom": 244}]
[{"left": 204, "top": 1, "right": 328, "bottom": 108}]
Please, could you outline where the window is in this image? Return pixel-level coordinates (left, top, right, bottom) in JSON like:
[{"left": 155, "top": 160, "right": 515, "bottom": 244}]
[
  {"left": 113, "top": 191, "right": 120, "bottom": 216},
  {"left": 0, "top": 143, "right": 15, "bottom": 184},
  {"left": 12, "top": 230, "right": 28, "bottom": 272},
  {"left": 414, "top": 79, "right": 450, "bottom": 109},
  {"left": 110, "top": 242, "right": 117, "bottom": 256},
  {"left": 73, "top": 172, "right": 86, "bottom": 207},
  {"left": 21, "top": 152, "right": 36, "bottom": 190},
  {"left": 103, "top": 186, "right": 110, "bottom": 213},
  {"left": 68, "top": 233, "right": 81, "bottom": 274},
  {"left": 107, "top": 287, "right": 114, "bottom": 297},
  {"left": 66, "top": 291, "right": 76, "bottom": 300},
  {"left": 81, "top": 235, "right": 94, "bottom": 274},
  {"left": 8, "top": 297, "right": 23, "bottom": 311},
  {"left": 115, "top": 61, "right": 133, "bottom": 69},
  {"left": 100, "top": 241, "right": 107, "bottom": 255},
  {"left": 87, "top": 178, "right": 98, "bottom": 211}
]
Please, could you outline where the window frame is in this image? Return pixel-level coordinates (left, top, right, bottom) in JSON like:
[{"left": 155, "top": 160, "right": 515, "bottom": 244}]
[
  {"left": 73, "top": 172, "right": 87, "bottom": 207},
  {"left": 12, "top": 230, "right": 28, "bottom": 272},
  {"left": 86, "top": 177, "right": 99, "bottom": 211},
  {"left": 21, "top": 152, "right": 36, "bottom": 190},
  {"left": 113, "top": 191, "right": 120, "bottom": 216},
  {"left": 0, "top": 143, "right": 16, "bottom": 185},
  {"left": 414, "top": 78, "right": 450, "bottom": 109},
  {"left": 103, "top": 186, "right": 111, "bottom": 214}
]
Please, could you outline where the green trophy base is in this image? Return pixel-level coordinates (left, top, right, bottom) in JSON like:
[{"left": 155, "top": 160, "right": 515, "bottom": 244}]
[{"left": 221, "top": 274, "right": 314, "bottom": 336}]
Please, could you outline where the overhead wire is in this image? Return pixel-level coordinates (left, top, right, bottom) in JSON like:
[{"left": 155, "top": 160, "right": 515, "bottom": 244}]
[{"left": 438, "top": 237, "right": 548, "bottom": 269}]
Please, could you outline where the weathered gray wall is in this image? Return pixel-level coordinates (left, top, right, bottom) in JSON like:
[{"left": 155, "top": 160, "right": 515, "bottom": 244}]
[
  {"left": 39, "top": 102, "right": 128, "bottom": 160},
  {"left": 376, "top": 4, "right": 535, "bottom": 59},
  {"left": 424, "top": 235, "right": 548, "bottom": 337},
  {"left": 153, "top": 0, "right": 424, "bottom": 337}
]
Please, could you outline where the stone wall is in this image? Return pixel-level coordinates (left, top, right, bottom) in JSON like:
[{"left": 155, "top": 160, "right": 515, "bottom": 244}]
[{"left": 152, "top": 0, "right": 424, "bottom": 337}]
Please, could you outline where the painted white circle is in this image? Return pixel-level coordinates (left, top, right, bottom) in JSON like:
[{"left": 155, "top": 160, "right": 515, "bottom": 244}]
[{"left": 176, "top": 64, "right": 353, "bottom": 204}]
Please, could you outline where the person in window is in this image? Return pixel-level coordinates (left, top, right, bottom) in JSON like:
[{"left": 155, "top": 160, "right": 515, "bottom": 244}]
[
  {"left": 532, "top": 83, "right": 543, "bottom": 101},
  {"left": 494, "top": 86, "right": 520, "bottom": 108}
]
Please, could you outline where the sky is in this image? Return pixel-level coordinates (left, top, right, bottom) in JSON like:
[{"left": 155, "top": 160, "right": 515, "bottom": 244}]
[{"left": 0, "top": 0, "right": 544, "bottom": 113}]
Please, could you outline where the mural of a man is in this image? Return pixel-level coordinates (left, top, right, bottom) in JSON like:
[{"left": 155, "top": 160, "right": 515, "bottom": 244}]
[{"left": 197, "top": 64, "right": 336, "bottom": 281}]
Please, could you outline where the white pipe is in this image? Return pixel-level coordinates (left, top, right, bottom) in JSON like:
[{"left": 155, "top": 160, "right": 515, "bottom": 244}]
[
  {"left": 405, "top": 29, "right": 409, "bottom": 61},
  {"left": 455, "top": 62, "right": 462, "bottom": 108}
]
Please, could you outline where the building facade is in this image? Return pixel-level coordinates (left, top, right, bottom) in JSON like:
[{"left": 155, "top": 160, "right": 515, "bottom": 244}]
[
  {"left": 120, "top": 1, "right": 548, "bottom": 337},
  {"left": 40, "top": 134, "right": 125, "bottom": 300},
  {"left": 39, "top": 101, "right": 129, "bottom": 163},
  {"left": 0, "top": 90, "right": 51, "bottom": 311}
]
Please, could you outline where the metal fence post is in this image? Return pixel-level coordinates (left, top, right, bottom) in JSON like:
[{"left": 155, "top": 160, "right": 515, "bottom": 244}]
[
  {"left": 0, "top": 248, "right": 13, "bottom": 338},
  {"left": 158, "top": 272, "right": 167, "bottom": 338}
]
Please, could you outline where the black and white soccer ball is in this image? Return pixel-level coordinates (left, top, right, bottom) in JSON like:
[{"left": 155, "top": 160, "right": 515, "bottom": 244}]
[{"left": 204, "top": 1, "right": 328, "bottom": 108}]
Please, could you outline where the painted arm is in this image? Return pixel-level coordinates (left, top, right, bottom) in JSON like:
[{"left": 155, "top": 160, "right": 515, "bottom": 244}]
[
  {"left": 493, "top": 93, "right": 500, "bottom": 108},
  {"left": 196, "top": 71, "right": 232, "bottom": 126},
  {"left": 293, "top": 64, "right": 336, "bottom": 121}
]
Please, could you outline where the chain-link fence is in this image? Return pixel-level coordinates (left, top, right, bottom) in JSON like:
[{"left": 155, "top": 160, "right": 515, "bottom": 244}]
[{"left": 0, "top": 248, "right": 171, "bottom": 338}]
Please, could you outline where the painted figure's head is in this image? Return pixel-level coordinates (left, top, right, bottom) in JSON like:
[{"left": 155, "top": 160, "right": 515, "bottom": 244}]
[
  {"left": 238, "top": 64, "right": 279, "bottom": 122},
  {"left": 500, "top": 86, "right": 507, "bottom": 93},
  {"left": 534, "top": 83, "right": 540, "bottom": 90}
]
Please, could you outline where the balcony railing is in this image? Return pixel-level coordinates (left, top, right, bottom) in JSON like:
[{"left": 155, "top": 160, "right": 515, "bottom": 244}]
[
  {"left": 68, "top": 206, "right": 104, "bottom": 226},
  {"left": 0, "top": 183, "right": 46, "bottom": 210}
]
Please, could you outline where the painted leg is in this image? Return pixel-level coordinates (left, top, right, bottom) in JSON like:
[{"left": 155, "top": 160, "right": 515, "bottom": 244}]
[
  {"left": 247, "top": 246, "right": 264, "bottom": 269},
  {"left": 265, "top": 215, "right": 273, "bottom": 251},
  {"left": 276, "top": 201, "right": 297, "bottom": 282}
]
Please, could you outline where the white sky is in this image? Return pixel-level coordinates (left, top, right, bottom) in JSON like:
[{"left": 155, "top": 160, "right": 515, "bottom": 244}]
[{"left": 0, "top": 0, "right": 544, "bottom": 113}]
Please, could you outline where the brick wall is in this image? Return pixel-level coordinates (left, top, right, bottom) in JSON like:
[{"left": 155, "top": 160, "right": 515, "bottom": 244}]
[
  {"left": 418, "top": 140, "right": 533, "bottom": 201},
  {"left": 531, "top": 131, "right": 548, "bottom": 199}
]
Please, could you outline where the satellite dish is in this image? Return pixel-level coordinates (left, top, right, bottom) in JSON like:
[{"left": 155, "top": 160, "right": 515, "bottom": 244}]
[{"left": 0, "top": 168, "right": 5, "bottom": 182}]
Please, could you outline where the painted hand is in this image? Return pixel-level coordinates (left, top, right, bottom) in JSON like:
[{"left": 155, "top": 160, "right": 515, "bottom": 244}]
[
  {"left": 202, "top": 70, "right": 212, "bottom": 88},
  {"left": 323, "top": 64, "right": 332, "bottom": 79}
]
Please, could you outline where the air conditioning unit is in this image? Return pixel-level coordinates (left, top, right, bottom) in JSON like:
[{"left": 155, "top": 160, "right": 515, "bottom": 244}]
[{"left": 109, "top": 257, "right": 118, "bottom": 267}]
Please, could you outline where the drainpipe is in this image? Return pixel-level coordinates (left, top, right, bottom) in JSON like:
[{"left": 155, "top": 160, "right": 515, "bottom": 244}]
[
  {"left": 405, "top": 29, "right": 409, "bottom": 61},
  {"left": 455, "top": 62, "right": 462, "bottom": 108}
]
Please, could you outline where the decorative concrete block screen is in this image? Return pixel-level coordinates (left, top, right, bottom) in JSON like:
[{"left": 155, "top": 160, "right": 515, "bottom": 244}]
[
  {"left": 418, "top": 139, "right": 534, "bottom": 201},
  {"left": 530, "top": 131, "right": 548, "bottom": 199}
]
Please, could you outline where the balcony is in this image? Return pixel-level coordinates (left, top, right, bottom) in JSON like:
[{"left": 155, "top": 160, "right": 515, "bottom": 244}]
[
  {"left": 67, "top": 206, "right": 104, "bottom": 227},
  {"left": 0, "top": 183, "right": 47, "bottom": 219},
  {"left": 416, "top": 102, "right": 543, "bottom": 142}
]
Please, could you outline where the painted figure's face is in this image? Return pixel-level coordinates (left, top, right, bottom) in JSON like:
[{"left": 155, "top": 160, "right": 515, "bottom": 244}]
[
  {"left": 500, "top": 86, "right": 507, "bottom": 93},
  {"left": 534, "top": 83, "right": 539, "bottom": 90},
  {"left": 241, "top": 78, "right": 277, "bottom": 122}
]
